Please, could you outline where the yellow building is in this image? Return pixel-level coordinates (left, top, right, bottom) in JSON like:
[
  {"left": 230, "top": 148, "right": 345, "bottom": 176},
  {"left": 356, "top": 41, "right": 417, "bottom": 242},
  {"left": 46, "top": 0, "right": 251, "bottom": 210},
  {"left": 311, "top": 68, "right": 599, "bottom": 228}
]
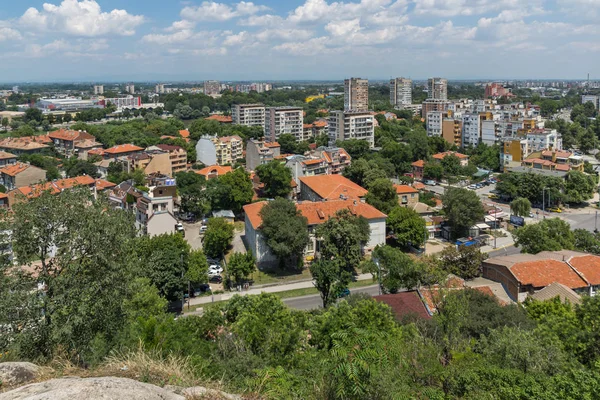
[{"left": 305, "top": 94, "right": 326, "bottom": 103}]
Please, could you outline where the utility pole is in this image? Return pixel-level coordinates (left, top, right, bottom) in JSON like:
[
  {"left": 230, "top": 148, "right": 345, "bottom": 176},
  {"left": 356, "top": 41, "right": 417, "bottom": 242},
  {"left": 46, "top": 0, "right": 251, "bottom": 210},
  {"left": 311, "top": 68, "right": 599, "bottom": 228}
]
[
  {"left": 374, "top": 258, "right": 382, "bottom": 295},
  {"left": 542, "top": 187, "right": 547, "bottom": 218},
  {"left": 595, "top": 211, "right": 598, "bottom": 233}
]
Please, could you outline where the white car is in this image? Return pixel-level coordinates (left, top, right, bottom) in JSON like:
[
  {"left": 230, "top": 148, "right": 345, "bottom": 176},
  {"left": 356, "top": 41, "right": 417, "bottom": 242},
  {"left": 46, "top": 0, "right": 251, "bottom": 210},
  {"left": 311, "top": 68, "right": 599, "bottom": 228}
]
[{"left": 208, "top": 264, "right": 223, "bottom": 275}]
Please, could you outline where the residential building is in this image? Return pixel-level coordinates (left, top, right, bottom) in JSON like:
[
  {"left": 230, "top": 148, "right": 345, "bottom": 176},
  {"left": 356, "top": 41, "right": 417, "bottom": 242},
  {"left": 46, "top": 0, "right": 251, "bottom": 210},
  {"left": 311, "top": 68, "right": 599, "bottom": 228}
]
[
  {"left": 125, "top": 84, "right": 135, "bottom": 94},
  {"left": 212, "top": 135, "right": 243, "bottom": 165},
  {"left": 317, "top": 146, "right": 351, "bottom": 174},
  {"left": 427, "top": 77, "right": 448, "bottom": 100},
  {"left": 299, "top": 174, "right": 367, "bottom": 202},
  {"left": 48, "top": 129, "right": 100, "bottom": 158},
  {"left": 328, "top": 111, "right": 375, "bottom": 148},
  {"left": 481, "top": 119, "right": 500, "bottom": 146},
  {"left": 125, "top": 152, "right": 173, "bottom": 177},
  {"left": 394, "top": 185, "right": 419, "bottom": 207},
  {"left": 582, "top": 95, "right": 599, "bottom": 109},
  {"left": 203, "top": 80, "right": 221, "bottom": 96},
  {"left": 411, "top": 160, "right": 425, "bottom": 181},
  {"left": 195, "top": 138, "right": 217, "bottom": 166},
  {"left": 246, "top": 139, "right": 280, "bottom": 171},
  {"left": 421, "top": 99, "right": 448, "bottom": 118},
  {"left": 501, "top": 138, "right": 528, "bottom": 170},
  {"left": 7, "top": 175, "right": 108, "bottom": 205},
  {"left": 483, "top": 250, "right": 600, "bottom": 302},
  {"left": 244, "top": 199, "right": 387, "bottom": 266},
  {"left": 195, "top": 165, "right": 233, "bottom": 180},
  {"left": 101, "top": 144, "right": 144, "bottom": 159},
  {"left": 431, "top": 151, "right": 469, "bottom": 166},
  {"left": 426, "top": 111, "right": 443, "bottom": 137},
  {"left": 135, "top": 188, "right": 178, "bottom": 237},
  {"left": 461, "top": 113, "right": 482, "bottom": 147},
  {"left": 153, "top": 144, "right": 188, "bottom": 174},
  {"left": 205, "top": 114, "right": 233, "bottom": 124},
  {"left": 231, "top": 104, "right": 266, "bottom": 127},
  {"left": 0, "top": 136, "right": 51, "bottom": 155},
  {"left": 75, "top": 139, "right": 104, "bottom": 160},
  {"left": 286, "top": 156, "right": 329, "bottom": 187},
  {"left": 390, "top": 77, "right": 412, "bottom": 108},
  {"left": 525, "top": 129, "right": 561, "bottom": 152},
  {"left": 155, "top": 84, "right": 165, "bottom": 94},
  {"left": 344, "top": 78, "right": 369, "bottom": 112},
  {"left": 520, "top": 149, "right": 584, "bottom": 173},
  {"left": 265, "top": 107, "right": 304, "bottom": 141},
  {"left": 374, "top": 292, "right": 432, "bottom": 320},
  {"left": 303, "top": 119, "right": 328, "bottom": 139},
  {"left": 0, "top": 151, "right": 17, "bottom": 167},
  {"left": 442, "top": 116, "right": 463, "bottom": 147},
  {"left": 484, "top": 83, "right": 514, "bottom": 99},
  {"left": 93, "top": 85, "right": 104, "bottom": 95},
  {"left": 0, "top": 162, "right": 46, "bottom": 191}
]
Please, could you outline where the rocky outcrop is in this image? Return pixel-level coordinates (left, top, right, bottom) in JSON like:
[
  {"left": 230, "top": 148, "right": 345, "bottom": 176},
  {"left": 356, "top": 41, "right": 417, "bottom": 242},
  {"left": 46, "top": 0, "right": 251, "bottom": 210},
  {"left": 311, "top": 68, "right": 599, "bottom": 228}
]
[
  {"left": 0, "top": 362, "right": 40, "bottom": 388},
  {"left": 182, "top": 386, "right": 242, "bottom": 400},
  {"left": 0, "top": 376, "right": 184, "bottom": 400}
]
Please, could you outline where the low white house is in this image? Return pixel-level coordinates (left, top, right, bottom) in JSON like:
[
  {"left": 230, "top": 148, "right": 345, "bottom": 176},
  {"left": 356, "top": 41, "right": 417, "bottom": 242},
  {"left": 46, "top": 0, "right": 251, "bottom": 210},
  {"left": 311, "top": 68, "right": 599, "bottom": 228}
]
[{"left": 243, "top": 199, "right": 387, "bottom": 267}]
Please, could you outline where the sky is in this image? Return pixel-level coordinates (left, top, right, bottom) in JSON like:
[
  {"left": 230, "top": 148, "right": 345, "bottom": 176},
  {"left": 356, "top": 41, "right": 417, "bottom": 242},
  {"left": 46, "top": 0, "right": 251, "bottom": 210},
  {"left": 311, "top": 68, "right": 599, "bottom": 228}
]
[{"left": 0, "top": 0, "right": 599, "bottom": 82}]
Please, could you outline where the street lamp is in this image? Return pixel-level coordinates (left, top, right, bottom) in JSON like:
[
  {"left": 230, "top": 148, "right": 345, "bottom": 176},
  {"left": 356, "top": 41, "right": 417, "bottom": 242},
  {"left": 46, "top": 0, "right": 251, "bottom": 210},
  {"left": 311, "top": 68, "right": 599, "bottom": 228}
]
[
  {"left": 542, "top": 187, "right": 548, "bottom": 218},
  {"left": 373, "top": 258, "right": 382, "bottom": 295}
]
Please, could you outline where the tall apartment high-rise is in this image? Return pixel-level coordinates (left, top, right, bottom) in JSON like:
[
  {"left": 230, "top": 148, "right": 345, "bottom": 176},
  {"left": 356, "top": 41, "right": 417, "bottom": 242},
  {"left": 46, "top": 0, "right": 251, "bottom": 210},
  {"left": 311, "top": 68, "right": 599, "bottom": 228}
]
[
  {"left": 344, "top": 78, "right": 369, "bottom": 111},
  {"left": 232, "top": 104, "right": 266, "bottom": 128},
  {"left": 427, "top": 77, "right": 448, "bottom": 100},
  {"left": 328, "top": 111, "right": 375, "bottom": 148},
  {"left": 204, "top": 80, "right": 221, "bottom": 96},
  {"left": 265, "top": 107, "right": 304, "bottom": 142},
  {"left": 155, "top": 84, "right": 165, "bottom": 94},
  {"left": 390, "top": 78, "right": 412, "bottom": 107},
  {"left": 125, "top": 84, "right": 135, "bottom": 94},
  {"left": 93, "top": 85, "right": 104, "bottom": 95}
]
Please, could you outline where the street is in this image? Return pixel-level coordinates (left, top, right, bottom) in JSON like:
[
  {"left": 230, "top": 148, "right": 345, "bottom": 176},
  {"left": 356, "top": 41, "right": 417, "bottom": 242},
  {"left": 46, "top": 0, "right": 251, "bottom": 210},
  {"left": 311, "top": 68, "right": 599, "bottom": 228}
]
[{"left": 283, "top": 285, "right": 381, "bottom": 310}]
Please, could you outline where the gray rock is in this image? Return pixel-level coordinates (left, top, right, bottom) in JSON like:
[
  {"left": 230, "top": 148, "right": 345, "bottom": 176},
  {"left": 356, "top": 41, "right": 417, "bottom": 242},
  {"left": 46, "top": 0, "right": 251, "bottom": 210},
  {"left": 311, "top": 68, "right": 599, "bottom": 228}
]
[
  {"left": 0, "top": 363, "right": 39, "bottom": 388},
  {"left": 0, "top": 376, "right": 185, "bottom": 400},
  {"left": 182, "top": 386, "right": 241, "bottom": 400}
]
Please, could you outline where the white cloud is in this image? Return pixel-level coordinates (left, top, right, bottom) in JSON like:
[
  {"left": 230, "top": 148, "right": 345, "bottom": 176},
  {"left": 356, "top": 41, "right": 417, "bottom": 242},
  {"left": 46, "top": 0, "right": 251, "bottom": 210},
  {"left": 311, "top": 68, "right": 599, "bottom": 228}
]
[
  {"left": 325, "top": 19, "right": 361, "bottom": 36},
  {"left": 413, "top": 0, "right": 543, "bottom": 17},
  {"left": 181, "top": 1, "right": 270, "bottom": 22},
  {"left": 142, "top": 30, "right": 195, "bottom": 44},
  {"left": 19, "top": 0, "right": 144, "bottom": 37},
  {"left": 0, "top": 28, "right": 22, "bottom": 41}
]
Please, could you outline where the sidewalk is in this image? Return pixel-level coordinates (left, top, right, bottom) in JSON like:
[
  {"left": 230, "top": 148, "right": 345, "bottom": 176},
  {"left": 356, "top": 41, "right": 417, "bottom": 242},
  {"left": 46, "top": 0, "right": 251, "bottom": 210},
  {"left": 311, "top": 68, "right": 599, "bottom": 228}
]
[
  {"left": 480, "top": 229, "right": 514, "bottom": 253},
  {"left": 188, "top": 273, "right": 373, "bottom": 306}
]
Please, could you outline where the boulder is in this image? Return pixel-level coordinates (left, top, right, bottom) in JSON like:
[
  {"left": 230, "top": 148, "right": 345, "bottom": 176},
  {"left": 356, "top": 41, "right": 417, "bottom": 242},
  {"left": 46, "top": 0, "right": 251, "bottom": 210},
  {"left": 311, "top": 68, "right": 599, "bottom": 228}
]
[
  {"left": 0, "top": 363, "right": 39, "bottom": 388},
  {"left": 182, "top": 386, "right": 241, "bottom": 400},
  {"left": 0, "top": 376, "right": 184, "bottom": 400}
]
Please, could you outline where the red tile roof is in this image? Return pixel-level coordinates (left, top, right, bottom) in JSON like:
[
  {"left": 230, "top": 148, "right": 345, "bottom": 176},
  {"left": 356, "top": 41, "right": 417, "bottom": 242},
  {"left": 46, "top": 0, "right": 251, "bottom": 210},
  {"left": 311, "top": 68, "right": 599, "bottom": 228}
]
[
  {"left": 14, "top": 175, "right": 96, "bottom": 199},
  {"left": 413, "top": 182, "right": 425, "bottom": 190},
  {"left": 299, "top": 175, "right": 367, "bottom": 200},
  {"left": 264, "top": 142, "right": 280, "bottom": 148},
  {"left": 542, "top": 150, "right": 572, "bottom": 158},
  {"left": 95, "top": 179, "right": 116, "bottom": 190},
  {"left": 524, "top": 158, "right": 554, "bottom": 166},
  {"left": 195, "top": 165, "right": 233, "bottom": 179},
  {"left": 243, "top": 199, "right": 386, "bottom": 230},
  {"left": 432, "top": 151, "right": 468, "bottom": 160},
  {"left": 48, "top": 129, "right": 94, "bottom": 142},
  {"left": 511, "top": 259, "right": 588, "bottom": 289},
  {"left": 206, "top": 115, "right": 233, "bottom": 123},
  {"left": 155, "top": 144, "right": 185, "bottom": 152},
  {"left": 373, "top": 292, "right": 431, "bottom": 320},
  {"left": 412, "top": 160, "right": 425, "bottom": 168},
  {"left": 394, "top": 184, "right": 418, "bottom": 194},
  {"left": 88, "top": 148, "right": 105, "bottom": 156},
  {"left": 555, "top": 164, "right": 571, "bottom": 171},
  {"left": 0, "top": 162, "right": 33, "bottom": 176},
  {"left": 179, "top": 129, "right": 190, "bottom": 138},
  {"left": 104, "top": 144, "right": 143, "bottom": 155},
  {"left": 302, "top": 158, "right": 326, "bottom": 166},
  {"left": 569, "top": 255, "right": 600, "bottom": 286},
  {"left": 313, "top": 120, "right": 328, "bottom": 128}
]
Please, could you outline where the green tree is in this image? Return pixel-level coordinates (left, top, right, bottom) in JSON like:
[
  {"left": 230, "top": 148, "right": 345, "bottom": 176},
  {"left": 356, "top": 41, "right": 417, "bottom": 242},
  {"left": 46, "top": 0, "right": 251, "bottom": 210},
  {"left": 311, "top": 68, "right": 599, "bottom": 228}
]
[
  {"left": 513, "top": 218, "right": 575, "bottom": 254},
  {"left": 63, "top": 158, "right": 99, "bottom": 178},
  {"left": 310, "top": 257, "right": 351, "bottom": 308},
  {"left": 336, "top": 139, "right": 370, "bottom": 159},
  {"left": 423, "top": 162, "right": 444, "bottom": 181},
  {"left": 316, "top": 209, "right": 370, "bottom": 275},
  {"left": 227, "top": 251, "right": 256, "bottom": 285},
  {"left": 203, "top": 217, "right": 234, "bottom": 259},
  {"left": 372, "top": 245, "right": 422, "bottom": 293},
  {"left": 122, "top": 278, "right": 168, "bottom": 322},
  {"left": 387, "top": 206, "right": 426, "bottom": 248},
  {"left": 277, "top": 133, "right": 298, "bottom": 154},
  {"left": 574, "top": 229, "right": 600, "bottom": 254},
  {"left": 442, "top": 187, "right": 485, "bottom": 238},
  {"left": 259, "top": 198, "right": 309, "bottom": 268},
  {"left": 1, "top": 117, "right": 8, "bottom": 131},
  {"left": 256, "top": 160, "right": 292, "bottom": 198},
  {"left": 365, "top": 178, "right": 397, "bottom": 214},
  {"left": 209, "top": 167, "right": 253, "bottom": 213},
  {"left": 186, "top": 249, "right": 209, "bottom": 284},
  {"left": 565, "top": 170, "right": 597, "bottom": 203},
  {"left": 441, "top": 154, "right": 462, "bottom": 176},
  {"left": 510, "top": 197, "right": 532, "bottom": 217},
  {"left": 439, "top": 245, "right": 487, "bottom": 279}
]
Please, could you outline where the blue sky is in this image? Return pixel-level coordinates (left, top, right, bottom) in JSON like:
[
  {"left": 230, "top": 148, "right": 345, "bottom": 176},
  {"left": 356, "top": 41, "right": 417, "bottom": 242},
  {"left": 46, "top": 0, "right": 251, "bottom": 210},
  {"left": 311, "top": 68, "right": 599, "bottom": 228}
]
[{"left": 0, "top": 0, "right": 598, "bottom": 82}]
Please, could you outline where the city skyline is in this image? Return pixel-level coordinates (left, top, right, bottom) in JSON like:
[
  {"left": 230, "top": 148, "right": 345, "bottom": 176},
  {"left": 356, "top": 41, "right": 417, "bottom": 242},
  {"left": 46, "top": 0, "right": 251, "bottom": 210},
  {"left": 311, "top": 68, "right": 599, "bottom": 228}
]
[{"left": 0, "top": 0, "right": 599, "bottom": 81}]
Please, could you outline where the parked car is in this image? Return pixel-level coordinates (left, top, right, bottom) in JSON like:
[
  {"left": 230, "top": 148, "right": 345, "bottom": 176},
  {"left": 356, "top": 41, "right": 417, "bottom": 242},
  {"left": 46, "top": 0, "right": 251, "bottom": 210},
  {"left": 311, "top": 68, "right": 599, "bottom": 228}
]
[
  {"left": 209, "top": 265, "right": 223, "bottom": 274},
  {"left": 488, "top": 194, "right": 499, "bottom": 199},
  {"left": 337, "top": 288, "right": 351, "bottom": 298},
  {"left": 175, "top": 223, "right": 185, "bottom": 236},
  {"left": 424, "top": 180, "right": 437, "bottom": 186},
  {"left": 548, "top": 207, "right": 562, "bottom": 213},
  {"left": 199, "top": 225, "right": 208, "bottom": 235},
  {"left": 209, "top": 275, "right": 223, "bottom": 283},
  {"left": 178, "top": 212, "right": 195, "bottom": 222}
]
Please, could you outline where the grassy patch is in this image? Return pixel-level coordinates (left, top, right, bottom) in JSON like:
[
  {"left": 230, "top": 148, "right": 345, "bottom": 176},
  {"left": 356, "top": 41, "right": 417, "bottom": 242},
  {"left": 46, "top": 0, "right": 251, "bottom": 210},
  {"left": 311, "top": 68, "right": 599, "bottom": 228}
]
[{"left": 250, "top": 267, "right": 313, "bottom": 285}]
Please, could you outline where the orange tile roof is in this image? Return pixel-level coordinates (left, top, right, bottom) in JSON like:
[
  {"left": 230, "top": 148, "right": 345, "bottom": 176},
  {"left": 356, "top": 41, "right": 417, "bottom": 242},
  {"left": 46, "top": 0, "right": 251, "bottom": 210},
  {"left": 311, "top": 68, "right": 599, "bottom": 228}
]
[
  {"left": 569, "top": 255, "right": 600, "bottom": 286},
  {"left": 104, "top": 144, "right": 144, "bottom": 155},
  {"left": 14, "top": 175, "right": 96, "bottom": 199},
  {"left": 264, "top": 142, "right": 280, "bottom": 148},
  {"left": 195, "top": 165, "right": 233, "bottom": 178},
  {"left": 0, "top": 137, "right": 50, "bottom": 151},
  {"left": 88, "top": 148, "right": 105, "bottom": 156},
  {"left": 394, "top": 184, "right": 418, "bottom": 194},
  {"left": 299, "top": 175, "right": 367, "bottom": 200},
  {"left": 313, "top": 120, "right": 328, "bottom": 127},
  {"left": 303, "top": 124, "right": 313, "bottom": 129},
  {"left": 555, "top": 164, "right": 571, "bottom": 171},
  {"left": 541, "top": 150, "right": 572, "bottom": 158},
  {"left": 413, "top": 182, "right": 425, "bottom": 190},
  {"left": 48, "top": 128, "right": 93, "bottom": 142},
  {"left": 511, "top": 259, "right": 588, "bottom": 289},
  {"left": 217, "top": 135, "right": 242, "bottom": 143},
  {"left": 412, "top": 160, "right": 425, "bottom": 168},
  {"left": 0, "top": 193, "right": 8, "bottom": 200},
  {"left": 95, "top": 179, "right": 116, "bottom": 190},
  {"left": 0, "top": 162, "right": 35, "bottom": 176},
  {"left": 524, "top": 158, "right": 554, "bottom": 166},
  {"left": 74, "top": 139, "right": 101, "bottom": 149},
  {"left": 205, "top": 115, "right": 233, "bottom": 123},
  {"left": 243, "top": 199, "right": 386, "bottom": 230},
  {"left": 179, "top": 129, "right": 190, "bottom": 138},
  {"left": 302, "top": 158, "right": 326, "bottom": 166},
  {"left": 432, "top": 151, "right": 468, "bottom": 160}
]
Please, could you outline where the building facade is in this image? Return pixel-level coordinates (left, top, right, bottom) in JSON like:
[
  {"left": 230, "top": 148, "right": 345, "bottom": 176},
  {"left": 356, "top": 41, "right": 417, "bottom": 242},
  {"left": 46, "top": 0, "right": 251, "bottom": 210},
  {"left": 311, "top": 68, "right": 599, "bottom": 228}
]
[
  {"left": 203, "top": 80, "right": 221, "bottom": 96},
  {"left": 344, "top": 78, "right": 369, "bottom": 112},
  {"left": 265, "top": 107, "right": 304, "bottom": 141},
  {"left": 427, "top": 77, "right": 448, "bottom": 100},
  {"left": 246, "top": 139, "right": 281, "bottom": 171},
  {"left": 328, "top": 111, "right": 375, "bottom": 148},
  {"left": 390, "top": 77, "right": 412, "bottom": 108},
  {"left": 232, "top": 104, "right": 266, "bottom": 128},
  {"left": 212, "top": 135, "right": 243, "bottom": 165}
]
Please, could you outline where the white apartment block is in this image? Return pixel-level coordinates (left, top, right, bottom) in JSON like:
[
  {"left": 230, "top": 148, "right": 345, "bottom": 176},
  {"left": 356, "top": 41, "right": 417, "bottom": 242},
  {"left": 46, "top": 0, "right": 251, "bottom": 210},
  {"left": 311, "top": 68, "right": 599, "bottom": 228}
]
[
  {"left": 526, "top": 129, "right": 562, "bottom": 152},
  {"left": 344, "top": 78, "right": 369, "bottom": 112},
  {"left": 265, "top": 107, "right": 304, "bottom": 142},
  {"left": 93, "top": 85, "right": 104, "bottom": 95},
  {"left": 390, "top": 77, "right": 412, "bottom": 107},
  {"left": 204, "top": 80, "right": 221, "bottom": 96},
  {"left": 212, "top": 135, "right": 243, "bottom": 165},
  {"left": 481, "top": 119, "right": 500, "bottom": 146},
  {"left": 582, "top": 95, "right": 599, "bottom": 109},
  {"left": 328, "top": 111, "right": 375, "bottom": 148},
  {"left": 232, "top": 104, "right": 266, "bottom": 128},
  {"left": 462, "top": 113, "right": 481, "bottom": 147},
  {"left": 426, "top": 111, "right": 443, "bottom": 137},
  {"left": 125, "top": 84, "right": 135, "bottom": 94},
  {"left": 155, "top": 84, "right": 165, "bottom": 94},
  {"left": 427, "top": 77, "right": 448, "bottom": 100}
]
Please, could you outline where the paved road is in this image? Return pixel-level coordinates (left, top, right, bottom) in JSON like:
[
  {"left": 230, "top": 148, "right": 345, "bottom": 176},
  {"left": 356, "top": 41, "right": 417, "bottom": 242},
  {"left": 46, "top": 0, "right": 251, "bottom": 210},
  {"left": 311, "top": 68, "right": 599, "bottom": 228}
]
[
  {"left": 487, "top": 245, "right": 521, "bottom": 258},
  {"left": 283, "top": 284, "right": 381, "bottom": 310}
]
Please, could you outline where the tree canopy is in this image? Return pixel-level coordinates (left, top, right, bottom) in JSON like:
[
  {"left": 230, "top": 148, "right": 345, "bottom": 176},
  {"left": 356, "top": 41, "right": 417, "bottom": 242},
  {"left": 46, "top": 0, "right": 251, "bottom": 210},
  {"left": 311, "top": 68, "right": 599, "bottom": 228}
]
[{"left": 442, "top": 187, "right": 485, "bottom": 238}]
